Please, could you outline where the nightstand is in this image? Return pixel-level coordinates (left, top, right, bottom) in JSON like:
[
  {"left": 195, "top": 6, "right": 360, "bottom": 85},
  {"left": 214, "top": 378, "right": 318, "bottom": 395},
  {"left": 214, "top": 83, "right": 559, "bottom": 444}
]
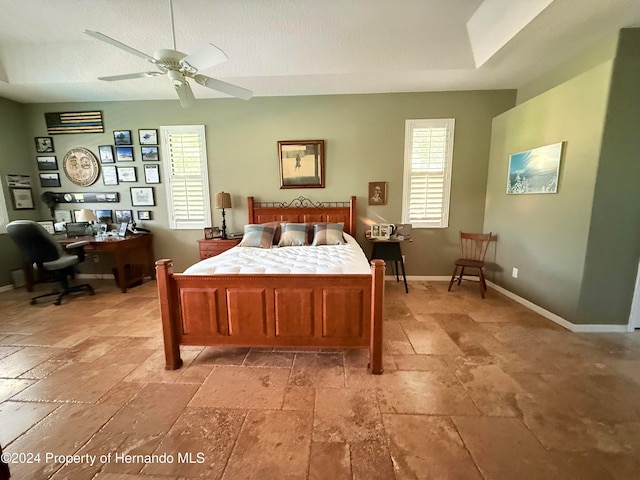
[{"left": 198, "top": 238, "right": 242, "bottom": 259}]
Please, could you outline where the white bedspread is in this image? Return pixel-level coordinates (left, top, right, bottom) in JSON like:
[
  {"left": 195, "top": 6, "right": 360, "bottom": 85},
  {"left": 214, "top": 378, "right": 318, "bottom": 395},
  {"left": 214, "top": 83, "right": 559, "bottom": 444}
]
[{"left": 183, "top": 233, "right": 371, "bottom": 275}]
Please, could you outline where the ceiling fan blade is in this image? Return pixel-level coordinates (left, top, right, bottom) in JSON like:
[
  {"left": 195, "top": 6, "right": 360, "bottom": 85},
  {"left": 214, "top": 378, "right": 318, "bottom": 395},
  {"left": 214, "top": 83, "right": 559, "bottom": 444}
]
[
  {"left": 194, "top": 74, "right": 252, "bottom": 100},
  {"left": 180, "top": 44, "right": 228, "bottom": 72},
  {"left": 85, "top": 30, "right": 155, "bottom": 63},
  {"left": 174, "top": 81, "right": 194, "bottom": 107},
  {"left": 98, "top": 72, "right": 162, "bottom": 82}
]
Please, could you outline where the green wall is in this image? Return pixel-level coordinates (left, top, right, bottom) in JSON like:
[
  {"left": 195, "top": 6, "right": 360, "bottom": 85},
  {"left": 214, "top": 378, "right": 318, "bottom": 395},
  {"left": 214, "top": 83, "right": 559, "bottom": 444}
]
[
  {"left": 576, "top": 29, "right": 640, "bottom": 325},
  {"left": 9, "top": 90, "right": 514, "bottom": 275},
  {"left": 0, "top": 97, "right": 42, "bottom": 287},
  {"left": 483, "top": 61, "right": 612, "bottom": 322}
]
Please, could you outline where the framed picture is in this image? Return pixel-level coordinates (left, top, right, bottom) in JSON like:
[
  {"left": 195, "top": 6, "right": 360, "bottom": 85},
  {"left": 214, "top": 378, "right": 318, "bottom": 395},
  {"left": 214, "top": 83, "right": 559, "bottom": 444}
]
[
  {"left": 115, "top": 146, "right": 134, "bottom": 162},
  {"left": 35, "top": 136, "right": 54, "bottom": 153},
  {"left": 37, "top": 156, "right": 58, "bottom": 171},
  {"left": 141, "top": 146, "right": 159, "bottom": 161},
  {"left": 368, "top": 181, "right": 388, "bottom": 205},
  {"left": 37, "top": 220, "right": 56, "bottom": 235},
  {"left": 139, "top": 129, "right": 158, "bottom": 145},
  {"left": 39, "top": 172, "right": 61, "bottom": 187},
  {"left": 113, "top": 130, "right": 132, "bottom": 145},
  {"left": 98, "top": 145, "right": 115, "bottom": 164},
  {"left": 6, "top": 174, "right": 31, "bottom": 187},
  {"left": 507, "top": 142, "right": 564, "bottom": 194},
  {"left": 118, "top": 222, "right": 129, "bottom": 237},
  {"left": 54, "top": 210, "right": 72, "bottom": 224},
  {"left": 117, "top": 166, "right": 137, "bottom": 182},
  {"left": 131, "top": 187, "right": 155, "bottom": 206},
  {"left": 144, "top": 164, "right": 160, "bottom": 184},
  {"left": 102, "top": 165, "right": 119, "bottom": 186},
  {"left": 95, "top": 209, "right": 113, "bottom": 223},
  {"left": 115, "top": 210, "right": 133, "bottom": 224},
  {"left": 137, "top": 210, "right": 152, "bottom": 221},
  {"left": 10, "top": 187, "right": 34, "bottom": 209},
  {"left": 277, "top": 139, "right": 325, "bottom": 189},
  {"left": 204, "top": 226, "right": 221, "bottom": 239}
]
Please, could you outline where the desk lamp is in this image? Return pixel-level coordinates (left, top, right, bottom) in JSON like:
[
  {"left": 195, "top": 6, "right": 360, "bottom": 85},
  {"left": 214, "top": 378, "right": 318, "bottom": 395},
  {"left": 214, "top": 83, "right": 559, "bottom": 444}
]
[
  {"left": 215, "top": 192, "right": 232, "bottom": 239},
  {"left": 75, "top": 209, "right": 98, "bottom": 235}
]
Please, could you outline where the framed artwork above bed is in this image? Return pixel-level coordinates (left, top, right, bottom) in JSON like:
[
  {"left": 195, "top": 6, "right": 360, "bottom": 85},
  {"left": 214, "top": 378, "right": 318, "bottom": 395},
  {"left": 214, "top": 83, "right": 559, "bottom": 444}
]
[{"left": 278, "top": 140, "right": 325, "bottom": 189}]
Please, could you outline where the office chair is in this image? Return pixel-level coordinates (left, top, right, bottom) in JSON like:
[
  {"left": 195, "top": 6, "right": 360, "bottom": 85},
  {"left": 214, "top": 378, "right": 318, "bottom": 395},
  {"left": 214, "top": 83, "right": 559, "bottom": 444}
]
[
  {"left": 7, "top": 220, "right": 94, "bottom": 305},
  {"left": 448, "top": 231, "right": 493, "bottom": 298}
]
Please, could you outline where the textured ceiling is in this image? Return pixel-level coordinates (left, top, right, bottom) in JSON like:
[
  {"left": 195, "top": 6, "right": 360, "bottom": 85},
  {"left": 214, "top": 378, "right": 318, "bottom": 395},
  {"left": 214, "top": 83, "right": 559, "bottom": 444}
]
[{"left": 0, "top": 0, "right": 639, "bottom": 104}]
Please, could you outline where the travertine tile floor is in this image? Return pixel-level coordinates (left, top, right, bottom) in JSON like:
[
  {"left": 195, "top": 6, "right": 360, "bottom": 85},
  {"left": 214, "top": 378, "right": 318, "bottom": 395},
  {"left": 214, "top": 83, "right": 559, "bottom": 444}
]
[{"left": 1, "top": 278, "right": 640, "bottom": 479}]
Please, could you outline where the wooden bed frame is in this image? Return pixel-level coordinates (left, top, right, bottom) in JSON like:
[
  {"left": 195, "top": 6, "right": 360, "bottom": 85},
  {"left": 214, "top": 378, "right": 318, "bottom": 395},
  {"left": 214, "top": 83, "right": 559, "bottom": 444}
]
[{"left": 156, "top": 196, "right": 385, "bottom": 374}]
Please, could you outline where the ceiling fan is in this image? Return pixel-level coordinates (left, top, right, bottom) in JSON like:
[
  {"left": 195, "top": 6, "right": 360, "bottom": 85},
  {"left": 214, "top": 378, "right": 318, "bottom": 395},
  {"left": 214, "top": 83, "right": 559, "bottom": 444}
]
[{"left": 84, "top": 0, "right": 252, "bottom": 107}]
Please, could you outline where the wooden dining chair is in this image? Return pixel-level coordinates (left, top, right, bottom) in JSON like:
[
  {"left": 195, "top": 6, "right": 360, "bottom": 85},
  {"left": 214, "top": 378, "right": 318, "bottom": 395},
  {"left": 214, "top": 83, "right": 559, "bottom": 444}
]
[{"left": 448, "top": 231, "right": 492, "bottom": 298}]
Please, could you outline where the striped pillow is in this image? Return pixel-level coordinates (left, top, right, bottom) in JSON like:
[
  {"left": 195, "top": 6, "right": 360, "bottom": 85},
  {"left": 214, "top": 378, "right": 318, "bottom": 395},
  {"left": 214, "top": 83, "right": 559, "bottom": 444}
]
[
  {"left": 311, "top": 223, "right": 346, "bottom": 246},
  {"left": 238, "top": 224, "right": 276, "bottom": 248},
  {"left": 278, "top": 223, "right": 308, "bottom": 246}
]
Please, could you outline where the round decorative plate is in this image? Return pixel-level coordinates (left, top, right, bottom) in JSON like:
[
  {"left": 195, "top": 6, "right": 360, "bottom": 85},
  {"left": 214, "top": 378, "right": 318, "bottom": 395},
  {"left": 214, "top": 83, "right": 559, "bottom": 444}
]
[{"left": 63, "top": 148, "right": 100, "bottom": 186}]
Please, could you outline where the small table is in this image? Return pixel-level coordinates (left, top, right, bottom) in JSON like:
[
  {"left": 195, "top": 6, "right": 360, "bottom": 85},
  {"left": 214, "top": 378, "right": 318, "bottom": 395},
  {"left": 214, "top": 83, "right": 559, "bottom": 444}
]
[
  {"left": 198, "top": 237, "right": 242, "bottom": 259},
  {"left": 368, "top": 238, "right": 409, "bottom": 293}
]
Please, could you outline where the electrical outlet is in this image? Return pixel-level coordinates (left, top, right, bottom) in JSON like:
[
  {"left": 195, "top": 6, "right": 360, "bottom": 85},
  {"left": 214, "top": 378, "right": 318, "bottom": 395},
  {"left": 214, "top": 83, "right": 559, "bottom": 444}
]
[
  {"left": 93, "top": 255, "right": 100, "bottom": 263},
  {"left": 512, "top": 267, "right": 518, "bottom": 278}
]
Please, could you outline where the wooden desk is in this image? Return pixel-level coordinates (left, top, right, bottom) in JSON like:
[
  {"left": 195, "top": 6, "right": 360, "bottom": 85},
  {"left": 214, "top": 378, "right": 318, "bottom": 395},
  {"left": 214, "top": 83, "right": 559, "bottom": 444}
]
[
  {"left": 25, "top": 234, "right": 155, "bottom": 293},
  {"left": 368, "top": 237, "right": 409, "bottom": 293}
]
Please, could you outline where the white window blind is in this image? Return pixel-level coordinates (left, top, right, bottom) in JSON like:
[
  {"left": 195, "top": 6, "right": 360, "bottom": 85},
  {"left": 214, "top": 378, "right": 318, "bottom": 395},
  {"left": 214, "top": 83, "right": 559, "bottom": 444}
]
[
  {"left": 160, "top": 125, "right": 211, "bottom": 230},
  {"left": 401, "top": 119, "right": 455, "bottom": 228},
  {"left": 0, "top": 187, "right": 8, "bottom": 234}
]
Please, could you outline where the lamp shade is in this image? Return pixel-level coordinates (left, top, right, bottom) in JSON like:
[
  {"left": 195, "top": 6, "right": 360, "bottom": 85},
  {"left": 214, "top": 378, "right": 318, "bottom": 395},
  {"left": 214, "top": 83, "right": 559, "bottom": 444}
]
[
  {"left": 215, "top": 192, "right": 232, "bottom": 209},
  {"left": 75, "top": 209, "right": 98, "bottom": 222}
]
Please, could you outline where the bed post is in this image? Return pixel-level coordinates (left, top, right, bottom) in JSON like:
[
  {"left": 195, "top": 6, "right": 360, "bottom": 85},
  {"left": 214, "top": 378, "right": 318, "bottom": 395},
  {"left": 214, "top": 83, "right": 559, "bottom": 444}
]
[
  {"left": 349, "top": 196, "right": 357, "bottom": 235},
  {"left": 155, "top": 259, "right": 183, "bottom": 370},
  {"left": 369, "top": 259, "right": 385, "bottom": 374},
  {"left": 247, "top": 196, "right": 255, "bottom": 224}
]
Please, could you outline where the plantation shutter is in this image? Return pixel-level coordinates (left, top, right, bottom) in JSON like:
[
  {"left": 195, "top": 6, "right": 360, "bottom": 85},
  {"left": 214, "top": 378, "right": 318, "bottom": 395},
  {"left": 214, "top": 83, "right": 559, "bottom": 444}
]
[
  {"left": 160, "top": 125, "right": 211, "bottom": 229},
  {"left": 402, "top": 119, "right": 455, "bottom": 228},
  {"left": 0, "top": 187, "right": 8, "bottom": 234}
]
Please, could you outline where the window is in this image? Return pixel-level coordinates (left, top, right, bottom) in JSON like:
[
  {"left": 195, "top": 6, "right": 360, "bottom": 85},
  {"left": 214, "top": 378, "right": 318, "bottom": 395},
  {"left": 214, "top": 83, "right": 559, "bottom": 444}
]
[
  {"left": 0, "top": 187, "right": 8, "bottom": 234},
  {"left": 160, "top": 125, "right": 211, "bottom": 229},
  {"left": 401, "top": 119, "right": 455, "bottom": 228}
]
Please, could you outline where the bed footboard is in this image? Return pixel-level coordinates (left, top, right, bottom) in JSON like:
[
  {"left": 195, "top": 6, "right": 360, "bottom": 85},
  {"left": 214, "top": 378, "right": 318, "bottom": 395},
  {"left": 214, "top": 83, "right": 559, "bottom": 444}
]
[{"left": 155, "top": 259, "right": 385, "bottom": 374}]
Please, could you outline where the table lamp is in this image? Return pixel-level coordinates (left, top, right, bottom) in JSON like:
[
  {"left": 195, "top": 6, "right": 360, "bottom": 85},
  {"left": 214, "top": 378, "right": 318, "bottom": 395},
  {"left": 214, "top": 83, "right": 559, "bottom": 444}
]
[
  {"left": 75, "top": 209, "right": 98, "bottom": 235},
  {"left": 215, "top": 192, "right": 232, "bottom": 239}
]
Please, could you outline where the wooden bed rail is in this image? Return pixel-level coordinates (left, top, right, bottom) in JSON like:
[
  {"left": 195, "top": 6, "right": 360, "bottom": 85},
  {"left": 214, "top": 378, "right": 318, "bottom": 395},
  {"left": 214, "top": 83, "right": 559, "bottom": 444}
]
[{"left": 155, "top": 258, "right": 385, "bottom": 374}]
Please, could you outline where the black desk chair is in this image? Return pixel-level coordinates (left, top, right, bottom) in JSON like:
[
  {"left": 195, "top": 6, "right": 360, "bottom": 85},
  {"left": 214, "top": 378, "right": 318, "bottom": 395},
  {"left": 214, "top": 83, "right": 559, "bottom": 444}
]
[{"left": 7, "top": 220, "right": 94, "bottom": 305}]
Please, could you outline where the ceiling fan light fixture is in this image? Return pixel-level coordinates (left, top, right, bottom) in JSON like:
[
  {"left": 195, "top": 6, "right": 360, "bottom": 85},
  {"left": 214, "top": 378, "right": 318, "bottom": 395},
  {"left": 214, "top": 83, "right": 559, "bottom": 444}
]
[{"left": 167, "top": 69, "right": 186, "bottom": 86}]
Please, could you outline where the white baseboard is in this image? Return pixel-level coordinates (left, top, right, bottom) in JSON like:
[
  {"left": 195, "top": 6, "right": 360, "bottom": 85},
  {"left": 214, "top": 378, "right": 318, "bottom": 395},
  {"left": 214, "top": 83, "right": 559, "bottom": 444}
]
[
  {"left": 0, "top": 284, "right": 14, "bottom": 292},
  {"left": 486, "top": 280, "right": 630, "bottom": 333},
  {"left": 76, "top": 273, "right": 115, "bottom": 280},
  {"left": 395, "top": 276, "right": 630, "bottom": 333}
]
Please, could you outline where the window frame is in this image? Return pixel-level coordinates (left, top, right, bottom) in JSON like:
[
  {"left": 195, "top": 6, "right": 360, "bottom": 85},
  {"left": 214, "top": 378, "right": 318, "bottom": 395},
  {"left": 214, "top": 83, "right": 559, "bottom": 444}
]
[
  {"left": 160, "top": 125, "right": 211, "bottom": 230},
  {"left": 401, "top": 118, "right": 455, "bottom": 229},
  {"left": 0, "top": 185, "right": 8, "bottom": 234}
]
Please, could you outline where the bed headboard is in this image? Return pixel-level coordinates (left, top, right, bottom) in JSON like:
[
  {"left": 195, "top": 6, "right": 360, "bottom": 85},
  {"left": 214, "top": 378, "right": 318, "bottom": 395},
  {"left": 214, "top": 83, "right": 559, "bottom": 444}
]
[{"left": 247, "top": 196, "right": 357, "bottom": 236}]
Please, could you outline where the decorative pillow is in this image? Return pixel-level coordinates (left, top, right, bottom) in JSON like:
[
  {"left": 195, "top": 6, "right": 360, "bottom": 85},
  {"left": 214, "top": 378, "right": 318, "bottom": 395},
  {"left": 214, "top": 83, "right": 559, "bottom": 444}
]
[
  {"left": 311, "top": 223, "right": 346, "bottom": 246},
  {"left": 278, "top": 223, "right": 308, "bottom": 246},
  {"left": 261, "top": 221, "right": 282, "bottom": 244},
  {"left": 238, "top": 224, "right": 275, "bottom": 248}
]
